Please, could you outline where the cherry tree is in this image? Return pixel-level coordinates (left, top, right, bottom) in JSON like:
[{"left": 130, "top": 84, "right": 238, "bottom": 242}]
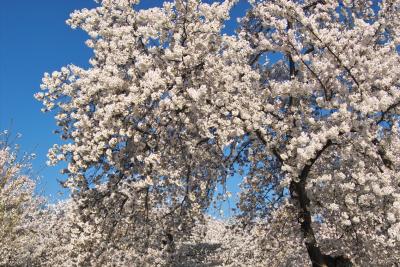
[
  {"left": 36, "top": 0, "right": 400, "bottom": 265},
  {"left": 0, "top": 131, "right": 44, "bottom": 266},
  {"left": 234, "top": 0, "right": 400, "bottom": 265},
  {"left": 36, "top": 0, "right": 252, "bottom": 264}
]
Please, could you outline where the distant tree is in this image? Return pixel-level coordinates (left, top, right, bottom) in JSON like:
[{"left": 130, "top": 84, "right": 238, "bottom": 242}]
[
  {"left": 0, "top": 131, "right": 44, "bottom": 266},
  {"left": 37, "top": 0, "right": 400, "bottom": 266}
]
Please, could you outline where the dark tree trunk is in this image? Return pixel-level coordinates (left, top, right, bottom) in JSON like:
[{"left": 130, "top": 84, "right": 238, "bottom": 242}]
[{"left": 290, "top": 140, "right": 353, "bottom": 267}]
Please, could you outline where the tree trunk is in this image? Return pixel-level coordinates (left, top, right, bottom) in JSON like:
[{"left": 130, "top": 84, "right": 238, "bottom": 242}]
[{"left": 290, "top": 140, "right": 352, "bottom": 267}]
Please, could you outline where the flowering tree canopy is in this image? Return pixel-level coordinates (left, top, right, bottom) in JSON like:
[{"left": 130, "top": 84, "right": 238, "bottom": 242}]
[
  {"left": 0, "top": 132, "right": 44, "bottom": 266},
  {"left": 36, "top": 0, "right": 400, "bottom": 266}
]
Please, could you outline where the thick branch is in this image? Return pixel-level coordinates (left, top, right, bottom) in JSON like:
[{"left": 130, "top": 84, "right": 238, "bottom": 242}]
[
  {"left": 303, "top": 0, "right": 325, "bottom": 11},
  {"left": 377, "top": 101, "right": 400, "bottom": 124}
]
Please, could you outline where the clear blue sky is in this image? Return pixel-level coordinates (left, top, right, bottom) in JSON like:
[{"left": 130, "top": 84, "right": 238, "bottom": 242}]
[{"left": 0, "top": 0, "right": 250, "bottom": 203}]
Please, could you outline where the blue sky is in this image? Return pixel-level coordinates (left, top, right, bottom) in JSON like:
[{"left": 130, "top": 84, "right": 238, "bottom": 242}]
[
  {"left": 0, "top": 0, "right": 250, "bottom": 203},
  {"left": 1, "top": 0, "right": 97, "bottom": 200}
]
